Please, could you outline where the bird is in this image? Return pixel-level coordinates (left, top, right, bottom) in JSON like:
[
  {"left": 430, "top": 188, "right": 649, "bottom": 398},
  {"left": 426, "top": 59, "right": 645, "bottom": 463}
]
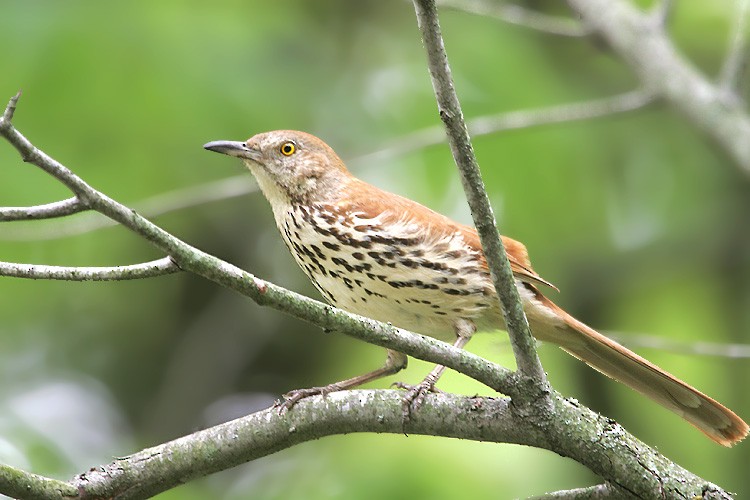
[{"left": 204, "top": 130, "right": 748, "bottom": 447}]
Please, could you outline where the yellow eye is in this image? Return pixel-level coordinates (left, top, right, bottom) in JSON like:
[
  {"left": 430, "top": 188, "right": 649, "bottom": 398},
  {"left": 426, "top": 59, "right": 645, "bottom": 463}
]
[{"left": 280, "top": 141, "right": 296, "bottom": 156}]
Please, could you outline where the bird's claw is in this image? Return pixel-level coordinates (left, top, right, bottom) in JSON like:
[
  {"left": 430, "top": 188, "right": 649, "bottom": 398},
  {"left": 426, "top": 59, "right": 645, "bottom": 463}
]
[
  {"left": 392, "top": 380, "right": 442, "bottom": 423},
  {"left": 274, "top": 384, "right": 341, "bottom": 414}
]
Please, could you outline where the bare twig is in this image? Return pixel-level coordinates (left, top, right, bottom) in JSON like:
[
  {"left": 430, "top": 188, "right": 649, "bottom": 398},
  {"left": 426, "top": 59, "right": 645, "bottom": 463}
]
[
  {"left": 719, "top": 0, "right": 750, "bottom": 96},
  {"left": 0, "top": 257, "right": 180, "bottom": 281},
  {"left": 412, "top": 0, "right": 547, "bottom": 384},
  {"left": 0, "top": 197, "right": 86, "bottom": 221},
  {"left": 356, "top": 89, "right": 654, "bottom": 166},
  {"left": 1, "top": 90, "right": 20, "bottom": 122},
  {"left": 436, "top": 0, "right": 591, "bottom": 37},
  {"left": 649, "top": 0, "right": 673, "bottom": 27},
  {"left": 0, "top": 176, "right": 256, "bottom": 241},
  {"left": 608, "top": 332, "right": 750, "bottom": 359},
  {"left": 467, "top": 89, "right": 654, "bottom": 136}
]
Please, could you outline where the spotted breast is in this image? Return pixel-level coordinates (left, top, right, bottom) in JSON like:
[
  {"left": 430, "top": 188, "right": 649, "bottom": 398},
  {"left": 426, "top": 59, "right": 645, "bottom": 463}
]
[{"left": 276, "top": 200, "right": 501, "bottom": 341}]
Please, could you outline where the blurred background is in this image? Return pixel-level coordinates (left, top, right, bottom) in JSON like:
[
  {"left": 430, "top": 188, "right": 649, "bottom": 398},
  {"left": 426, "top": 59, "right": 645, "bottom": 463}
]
[{"left": 1, "top": 0, "right": 749, "bottom": 497}]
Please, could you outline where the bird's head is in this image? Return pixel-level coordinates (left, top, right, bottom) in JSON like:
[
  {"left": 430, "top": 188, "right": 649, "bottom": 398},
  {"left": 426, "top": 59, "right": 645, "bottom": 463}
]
[{"left": 204, "top": 130, "right": 351, "bottom": 205}]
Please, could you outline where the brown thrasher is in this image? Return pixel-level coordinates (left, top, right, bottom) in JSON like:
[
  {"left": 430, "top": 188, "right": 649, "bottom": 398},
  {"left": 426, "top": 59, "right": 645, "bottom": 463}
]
[{"left": 204, "top": 130, "right": 748, "bottom": 446}]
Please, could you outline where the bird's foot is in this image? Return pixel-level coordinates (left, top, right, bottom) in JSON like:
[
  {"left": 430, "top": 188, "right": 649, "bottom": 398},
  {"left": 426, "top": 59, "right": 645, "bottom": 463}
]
[
  {"left": 392, "top": 380, "right": 443, "bottom": 423},
  {"left": 275, "top": 383, "right": 342, "bottom": 414}
]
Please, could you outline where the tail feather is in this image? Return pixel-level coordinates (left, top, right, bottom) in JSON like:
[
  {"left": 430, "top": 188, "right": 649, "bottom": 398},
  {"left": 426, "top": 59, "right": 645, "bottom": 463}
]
[{"left": 528, "top": 293, "right": 749, "bottom": 447}]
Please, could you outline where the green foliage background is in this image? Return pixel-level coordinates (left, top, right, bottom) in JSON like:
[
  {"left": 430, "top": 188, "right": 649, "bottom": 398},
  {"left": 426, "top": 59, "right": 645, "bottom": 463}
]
[{"left": 1, "top": 1, "right": 749, "bottom": 498}]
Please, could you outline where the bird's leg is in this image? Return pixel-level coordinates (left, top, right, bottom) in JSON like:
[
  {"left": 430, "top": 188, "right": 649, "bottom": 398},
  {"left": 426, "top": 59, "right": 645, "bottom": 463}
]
[
  {"left": 396, "top": 319, "right": 476, "bottom": 422},
  {"left": 277, "top": 349, "right": 408, "bottom": 413}
]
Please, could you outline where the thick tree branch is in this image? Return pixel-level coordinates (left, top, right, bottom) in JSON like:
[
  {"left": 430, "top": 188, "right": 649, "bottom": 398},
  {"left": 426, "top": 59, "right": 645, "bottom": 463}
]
[
  {"left": 532, "top": 484, "right": 624, "bottom": 499},
  {"left": 0, "top": 390, "right": 732, "bottom": 499},
  {"left": 412, "top": 0, "right": 547, "bottom": 386},
  {"left": 0, "top": 257, "right": 180, "bottom": 281},
  {"left": 0, "top": 464, "right": 77, "bottom": 500},
  {"left": 566, "top": 0, "right": 750, "bottom": 175}
]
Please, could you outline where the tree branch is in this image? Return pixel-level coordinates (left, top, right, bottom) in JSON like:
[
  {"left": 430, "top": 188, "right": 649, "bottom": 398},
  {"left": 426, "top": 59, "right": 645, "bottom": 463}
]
[
  {"left": 0, "top": 390, "right": 732, "bottom": 499},
  {"left": 532, "top": 483, "right": 625, "bottom": 499},
  {"left": 607, "top": 332, "right": 750, "bottom": 359},
  {"left": 0, "top": 464, "right": 77, "bottom": 500},
  {"left": 1, "top": 90, "right": 20, "bottom": 121},
  {"left": 0, "top": 197, "right": 86, "bottom": 221},
  {"left": 566, "top": 0, "right": 750, "bottom": 175},
  {"left": 649, "top": 0, "right": 674, "bottom": 28},
  {"left": 0, "top": 257, "right": 180, "bottom": 281},
  {"left": 465, "top": 89, "right": 655, "bottom": 137},
  {"left": 356, "top": 88, "right": 654, "bottom": 166},
  {"left": 436, "top": 0, "right": 591, "bottom": 37},
  {"left": 412, "top": 0, "right": 547, "bottom": 386},
  {"left": 0, "top": 176, "right": 256, "bottom": 241},
  {"left": 718, "top": 0, "right": 750, "bottom": 95}
]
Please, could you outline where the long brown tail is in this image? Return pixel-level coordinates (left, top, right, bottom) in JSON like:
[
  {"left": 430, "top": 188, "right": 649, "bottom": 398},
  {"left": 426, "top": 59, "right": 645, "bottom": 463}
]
[{"left": 528, "top": 292, "right": 749, "bottom": 447}]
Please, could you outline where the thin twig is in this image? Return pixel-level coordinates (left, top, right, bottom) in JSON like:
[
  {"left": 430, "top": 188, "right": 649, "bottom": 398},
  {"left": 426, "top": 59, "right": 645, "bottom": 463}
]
[
  {"left": 0, "top": 257, "right": 180, "bottom": 281},
  {"left": 649, "top": 0, "right": 673, "bottom": 27},
  {"left": 468, "top": 89, "right": 654, "bottom": 135},
  {"left": 0, "top": 90, "right": 20, "bottom": 122},
  {"left": 356, "top": 89, "right": 654, "bottom": 166},
  {"left": 0, "top": 197, "right": 86, "bottom": 221},
  {"left": 718, "top": 0, "right": 750, "bottom": 96},
  {"left": 437, "top": 0, "right": 591, "bottom": 37},
  {"left": 412, "top": 0, "right": 547, "bottom": 384},
  {"left": 607, "top": 332, "right": 750, "bottom": 359},
  {"left": 0, "top": 176, "right": 256, "bottom": 241}
]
